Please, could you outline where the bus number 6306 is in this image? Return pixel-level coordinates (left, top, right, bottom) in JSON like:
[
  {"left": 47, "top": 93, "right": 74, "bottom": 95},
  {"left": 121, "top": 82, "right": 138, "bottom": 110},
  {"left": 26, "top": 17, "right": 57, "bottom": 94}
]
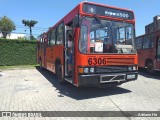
[{"left": 88, "top": 58, "right": 107, "bottom": 65}]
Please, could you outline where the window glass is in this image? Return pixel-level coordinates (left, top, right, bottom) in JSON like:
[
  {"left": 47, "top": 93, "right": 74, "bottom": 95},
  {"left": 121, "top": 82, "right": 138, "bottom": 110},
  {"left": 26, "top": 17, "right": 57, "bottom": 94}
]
[
  {"left": 143, "top": 35, "right": 154, "bottom": 49},
  {"left": 96, "top": 29, "right": 107, "bottom": 41},
  {"left": 136, "top": 37, "right": 143, "bottom": 49},
  {"left": 50, "top": 29, "right": 56, "bottom": 46},
  {"left": 79, "top": 26, "right": 88, "bottom": 53},
  {"left": 150, "top": 34, "right": 155, "bottom": 48},
  {"left": 79, "top": 17, "right": 135, "bottom": 54},
  {"left": 143, "top": 35, "right": 150, "bottom": 49},
  {"left": 40, "top": 38, "right": 44, "bottom": 49},
  {"left": 57, "top": 22, "right": 64, "bottom": 45},
  {"left": 117, "top": 26, "right": 132, "bottom": 45},
  {"left": 48, "top": 32, "right": 51, "bottom": 47},
  {"left": 117, "top": 28, "right": 125, "bottom": 43}
]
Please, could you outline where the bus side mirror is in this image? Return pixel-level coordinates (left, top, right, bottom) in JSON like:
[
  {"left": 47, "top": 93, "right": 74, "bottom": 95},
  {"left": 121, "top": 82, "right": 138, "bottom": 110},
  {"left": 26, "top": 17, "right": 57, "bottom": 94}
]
[{"left": 73, "top": 15, "right": 81, "bottom": 27}]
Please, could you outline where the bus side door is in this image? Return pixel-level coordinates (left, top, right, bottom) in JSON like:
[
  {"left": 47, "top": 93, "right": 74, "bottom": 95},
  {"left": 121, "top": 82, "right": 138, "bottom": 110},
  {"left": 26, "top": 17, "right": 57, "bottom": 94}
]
[{"left": 65, "top": 29, "right": 73, "bottom": 76}]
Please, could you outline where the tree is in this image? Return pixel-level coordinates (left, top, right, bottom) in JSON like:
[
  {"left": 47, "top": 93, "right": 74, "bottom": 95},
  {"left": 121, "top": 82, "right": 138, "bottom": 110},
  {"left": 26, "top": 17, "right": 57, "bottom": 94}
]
[
  {"left": 22, "top": 20, "right": 38, "bottom": 40},
  {"left": 0, "top": 16, "right": 16, "bottom": 38}
]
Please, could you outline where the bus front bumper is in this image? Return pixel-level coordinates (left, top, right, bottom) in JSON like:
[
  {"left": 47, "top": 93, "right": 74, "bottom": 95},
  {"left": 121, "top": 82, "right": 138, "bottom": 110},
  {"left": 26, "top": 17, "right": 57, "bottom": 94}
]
[{"left": 78, "top": 72, "right": 138, "bottom": 87}]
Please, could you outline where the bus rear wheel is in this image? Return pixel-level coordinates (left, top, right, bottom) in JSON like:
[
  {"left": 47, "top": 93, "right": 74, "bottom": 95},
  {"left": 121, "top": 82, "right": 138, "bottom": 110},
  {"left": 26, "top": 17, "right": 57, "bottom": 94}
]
[
  {"left": 146, "top": 62, "right": 155, "bottom": 74},
  {"left": 56, "top": 64, "right": 65, "bottom": 84}
]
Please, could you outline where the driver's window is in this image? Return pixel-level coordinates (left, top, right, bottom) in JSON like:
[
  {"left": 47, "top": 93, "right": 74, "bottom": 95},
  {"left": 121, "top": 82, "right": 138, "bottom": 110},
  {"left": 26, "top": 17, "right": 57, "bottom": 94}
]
[{"left": 79, "top": 26, "right": 88, "bottom": 53}]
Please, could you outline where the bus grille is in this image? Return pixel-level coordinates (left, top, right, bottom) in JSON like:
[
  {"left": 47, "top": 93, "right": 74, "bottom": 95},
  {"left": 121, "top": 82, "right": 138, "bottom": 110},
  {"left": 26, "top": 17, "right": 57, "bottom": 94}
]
[
  {"left": 96, "top": 66, "right": 128, "bottom": 73},
  {"left": 100, "top": 74, "right": 125, "bottom": 83},
  {"left": 107, "top": 58, "right": 134, "bottom": 65}
]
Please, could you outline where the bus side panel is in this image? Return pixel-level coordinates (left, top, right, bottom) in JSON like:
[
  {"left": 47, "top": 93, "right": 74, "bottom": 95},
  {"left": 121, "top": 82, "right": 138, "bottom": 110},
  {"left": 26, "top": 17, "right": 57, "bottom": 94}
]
[
  {"left": 45, "top": 46, "right": 64, "bottom": 73},
  {"left": 46, "top": 47, "right": 55, "bottom": 72},
  {"left": 53, "top": 45, "right": 64, "bottom": 64},
  {"left": 54, "top": 45, "right": 64, "bottom": 78},
  {"left": 38, "top": 49, "right": 44, "bottom": 66},
  {"left": 138, "top": 49, "right": 156, "bottom": 68},
  {"left": 134, "top": 54, "right": 138, "bottom": 65},
  {"left": 137, "top": 49, "right": 145, "bottom": 67}
]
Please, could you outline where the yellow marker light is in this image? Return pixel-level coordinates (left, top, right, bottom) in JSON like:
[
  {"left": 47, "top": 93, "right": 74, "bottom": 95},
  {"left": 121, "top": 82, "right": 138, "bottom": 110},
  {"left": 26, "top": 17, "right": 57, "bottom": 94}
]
[{"left": 78, "top": 68, "right": 84, "bottom": 74}]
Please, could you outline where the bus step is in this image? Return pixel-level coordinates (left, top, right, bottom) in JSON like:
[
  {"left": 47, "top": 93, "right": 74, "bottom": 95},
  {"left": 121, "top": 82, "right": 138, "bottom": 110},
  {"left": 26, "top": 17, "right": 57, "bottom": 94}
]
[{"left": 64, "top": 77, "right": 73, "bottom": 83}]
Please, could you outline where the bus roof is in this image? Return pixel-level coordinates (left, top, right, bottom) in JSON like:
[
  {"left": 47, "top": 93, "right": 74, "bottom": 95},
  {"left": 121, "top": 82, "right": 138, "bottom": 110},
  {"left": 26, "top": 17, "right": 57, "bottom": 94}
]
[
  {"left": 80, "top": 2, "right": 134, "bottom": 12},
  {"left": 45, "top": 1, "right": 134, "bottom": 35},
  {"left": 136, "top": 29, "right": 160, "bottom": 38}
]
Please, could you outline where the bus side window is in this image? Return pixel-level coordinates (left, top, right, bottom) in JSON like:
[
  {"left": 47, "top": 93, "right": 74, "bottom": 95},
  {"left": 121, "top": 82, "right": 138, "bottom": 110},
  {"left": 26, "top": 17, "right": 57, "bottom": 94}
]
[
  {"left": 143, "top": 35, "right": 150, "bottom": 49},
  {"left": 50, "top": 28, "right": 56, "bottom": 46},
  {"left": 136, "top": 37, "right": 143, "bottom": 49},
  {"left": 143, "top": 35, "right": 155, "bottom": 49},
  {"left": 57, "top": 22, "right": 64, "bottom": 45},
  {"left": 40, "top": 38, "right": 44, "bottom": 49},
  {"left": 149, "top": 34, "right": 155, "bottom": 48},
  {"left": 48, "top": 32, "right": 51, "bottom": 47}
]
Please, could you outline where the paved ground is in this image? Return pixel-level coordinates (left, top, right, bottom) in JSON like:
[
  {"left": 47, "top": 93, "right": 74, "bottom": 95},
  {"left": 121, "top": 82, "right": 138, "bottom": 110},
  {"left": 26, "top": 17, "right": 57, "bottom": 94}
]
[{"left": 0, "top": 67, "right": 160, "bottom": 120}]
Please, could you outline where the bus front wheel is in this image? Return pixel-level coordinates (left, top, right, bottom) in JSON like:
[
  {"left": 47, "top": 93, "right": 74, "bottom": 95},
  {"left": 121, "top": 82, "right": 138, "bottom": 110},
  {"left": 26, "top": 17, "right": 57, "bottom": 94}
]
[
  {"left": 146, "top": 62, "right": 155, "bottom": 74},
  {"left": 56, "top": 64, "right": 65, "bottom": 84}
]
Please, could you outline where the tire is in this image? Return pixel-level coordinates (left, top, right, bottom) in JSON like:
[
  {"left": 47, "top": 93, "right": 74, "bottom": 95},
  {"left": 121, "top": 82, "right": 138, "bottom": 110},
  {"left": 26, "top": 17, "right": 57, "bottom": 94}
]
[
  {"left": 146, "top": 62, "right": 155, "bottom": 74},
  {"left": 56, "top": 64, "right": 65, "bottom": 84}
]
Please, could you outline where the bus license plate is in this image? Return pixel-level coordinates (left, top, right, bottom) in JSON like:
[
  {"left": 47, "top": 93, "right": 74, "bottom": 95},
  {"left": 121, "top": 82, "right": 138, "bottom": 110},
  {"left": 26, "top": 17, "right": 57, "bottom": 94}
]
[{"left": 127, "top": 74, "right": 135, "bottom": 79}]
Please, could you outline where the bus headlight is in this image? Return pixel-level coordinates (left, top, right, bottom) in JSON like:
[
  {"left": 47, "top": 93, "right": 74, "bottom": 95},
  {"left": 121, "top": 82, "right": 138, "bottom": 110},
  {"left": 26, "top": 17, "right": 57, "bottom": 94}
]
[
  {"left": 84, "top": 68, "right": 89, "bottom": 73},
  {"left": 128, "top": 66, "right": 133, "bottom": 71},
  {"left": 90, "top": 67, "right": 95, "bottom": 73},
  {"left": 133, "top": 66, "right": 137, "bottom": 71}
]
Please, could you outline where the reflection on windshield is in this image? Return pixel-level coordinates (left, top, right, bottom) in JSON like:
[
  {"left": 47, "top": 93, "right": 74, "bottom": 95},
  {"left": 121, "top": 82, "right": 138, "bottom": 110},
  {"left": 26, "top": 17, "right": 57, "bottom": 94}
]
[{"left": 79, "top": 17, "right": 136, "bottom": 54}]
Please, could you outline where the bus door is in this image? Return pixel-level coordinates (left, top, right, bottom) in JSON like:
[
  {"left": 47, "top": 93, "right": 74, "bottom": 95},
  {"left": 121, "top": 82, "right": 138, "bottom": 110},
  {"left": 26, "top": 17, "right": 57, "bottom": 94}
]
[
  {"left": 156, "top": 37, "right": 160, "bottom": 69},
  {"left": 64, "top": 26, "right": 73, "bottom": 79}
]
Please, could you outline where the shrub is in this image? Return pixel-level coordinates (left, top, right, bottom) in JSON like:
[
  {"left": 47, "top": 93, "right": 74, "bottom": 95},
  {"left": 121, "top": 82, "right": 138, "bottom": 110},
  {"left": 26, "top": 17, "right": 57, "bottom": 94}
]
[{"left": 0, "top": 38, "right": 37, "bottom": 66}]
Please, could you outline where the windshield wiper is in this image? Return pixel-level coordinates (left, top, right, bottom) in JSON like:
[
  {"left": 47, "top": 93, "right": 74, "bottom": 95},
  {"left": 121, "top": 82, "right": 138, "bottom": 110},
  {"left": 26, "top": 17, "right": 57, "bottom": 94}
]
[{"left": 94, "top": 15, "right": 102, "bottom": 24}]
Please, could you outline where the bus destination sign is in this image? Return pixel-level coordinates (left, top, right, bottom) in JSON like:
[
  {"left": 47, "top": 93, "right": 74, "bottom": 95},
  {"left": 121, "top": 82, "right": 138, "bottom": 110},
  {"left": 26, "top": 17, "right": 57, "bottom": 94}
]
[{"left": 83, "top": 3, "right": 134, "bottom": 20}]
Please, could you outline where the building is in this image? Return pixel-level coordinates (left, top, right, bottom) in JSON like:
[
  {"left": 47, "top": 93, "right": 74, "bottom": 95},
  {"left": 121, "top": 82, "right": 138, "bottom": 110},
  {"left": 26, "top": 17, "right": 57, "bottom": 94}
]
[
  {"left": 0, "top": 33, "right": 26, "bottom": 39},
  {"left": 145, "top": 15, "right": 160, "bottom": 34}
]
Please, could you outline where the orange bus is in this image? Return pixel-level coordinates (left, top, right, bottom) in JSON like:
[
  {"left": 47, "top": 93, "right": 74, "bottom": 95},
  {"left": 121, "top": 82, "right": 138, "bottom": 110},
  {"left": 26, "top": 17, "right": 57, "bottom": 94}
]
[
  {"left": 37, "top": 2, "right": 138, "bottom": 87},
  {"left": 136, "top": 30, "right": 160, "bottom": 74}
]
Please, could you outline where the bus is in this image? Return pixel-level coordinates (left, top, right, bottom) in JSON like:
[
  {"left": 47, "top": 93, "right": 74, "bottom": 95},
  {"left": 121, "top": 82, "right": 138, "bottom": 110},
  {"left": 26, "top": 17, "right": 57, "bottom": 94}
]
[
  {"left": 136, "top": 30, "right": 160, "bottom": 74},
  {"left": 37, "top": 2, "right": 138, "bottom": 87}
]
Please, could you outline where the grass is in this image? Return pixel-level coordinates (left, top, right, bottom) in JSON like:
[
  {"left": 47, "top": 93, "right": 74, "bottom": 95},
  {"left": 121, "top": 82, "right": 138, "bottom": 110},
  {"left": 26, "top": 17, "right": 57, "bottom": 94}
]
[{"left": 0, "top": 64, "right": 40, "bottom": 70}]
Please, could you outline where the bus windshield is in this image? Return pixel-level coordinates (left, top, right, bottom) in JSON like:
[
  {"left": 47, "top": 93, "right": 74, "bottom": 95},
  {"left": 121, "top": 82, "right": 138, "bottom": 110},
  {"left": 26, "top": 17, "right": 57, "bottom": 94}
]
[{"left": 79, "top": 17, "right": 136, "bottom": 54}]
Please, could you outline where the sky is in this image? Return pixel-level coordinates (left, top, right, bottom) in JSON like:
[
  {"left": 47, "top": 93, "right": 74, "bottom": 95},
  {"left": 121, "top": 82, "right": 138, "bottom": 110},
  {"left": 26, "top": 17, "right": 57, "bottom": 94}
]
[{"left": 0, "top": 0, "right": 160, "bottom": 38}]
